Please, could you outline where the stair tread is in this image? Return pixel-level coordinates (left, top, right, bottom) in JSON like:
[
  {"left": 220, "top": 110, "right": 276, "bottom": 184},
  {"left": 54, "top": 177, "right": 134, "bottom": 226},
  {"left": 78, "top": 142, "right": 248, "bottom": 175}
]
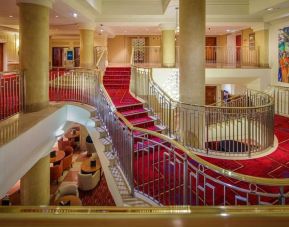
[
  {"left": 129, "top": 116, "right": 157, "bottom": 125},
  {"left": 120, "top": 108, "right": 149, "bottom": 116}
]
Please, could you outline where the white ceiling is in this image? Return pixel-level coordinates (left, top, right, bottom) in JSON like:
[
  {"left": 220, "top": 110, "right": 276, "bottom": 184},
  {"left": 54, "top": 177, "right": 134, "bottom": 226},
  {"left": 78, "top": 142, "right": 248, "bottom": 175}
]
[{"left": 1, "top": 0, "right": 289, "bottom": 36}]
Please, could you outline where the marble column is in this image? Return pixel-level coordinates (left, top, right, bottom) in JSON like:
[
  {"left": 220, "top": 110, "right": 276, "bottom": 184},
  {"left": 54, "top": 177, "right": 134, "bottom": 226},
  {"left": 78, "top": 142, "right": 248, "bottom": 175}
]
[
  {"left": 161, "top": 24, "right": 176, "bottom": 67},
  {"left": 17, "top": 0, "right": 53, "bottom": 205},
  {"left": 20, "top": 155, "right": 50, "bottom": 205},
  {"left": 179, "top": 0, "right": 205, "bottom": 105},
  {"left": 80, "top": 24, "right": 95, "bottom": 69},
  {"left": 179, "top": 0, "right": 206, "bottom": 148},
  {"left": 18, "top": 0, "right": 52, "bottom": 112}
]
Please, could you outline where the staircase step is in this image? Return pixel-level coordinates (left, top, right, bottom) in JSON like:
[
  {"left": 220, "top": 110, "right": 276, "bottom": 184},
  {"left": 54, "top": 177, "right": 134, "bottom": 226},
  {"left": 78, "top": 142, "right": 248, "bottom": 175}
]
[
  {"left": 106, "top": 67, "right": 131, "bottom": 72},
  {"left": 96, "top": 126, "right": 108, "bottom": 138},
  {"left": 105, "top": 71, "right": 131, "bottom": 76},
  {"left": 133, "top": 125, "right": 165, "bottom": 136},
  {"left": 129, "top": 116, "right": 157, "bottom": 126},
  {"left": 117, "top": 103, "right": 144, "bottom": 111},
  {"left": 100, "top": 137, "right": 112, "bottom": 152},
  {"left": 91, "top": 116, "right": 102, "bottom": 127},
  {"left": 120, "top": 108, "right": 149, "bottom": 117}
]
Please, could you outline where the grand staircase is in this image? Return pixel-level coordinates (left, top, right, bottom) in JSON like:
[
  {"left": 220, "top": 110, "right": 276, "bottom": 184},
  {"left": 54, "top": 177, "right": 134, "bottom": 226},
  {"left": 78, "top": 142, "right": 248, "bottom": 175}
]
[
  {"left": 103, "top": 67, "right": 165, "bottom": 136},
  {"left": 102, "top": 66, "right": 289, "bottom": 206}
]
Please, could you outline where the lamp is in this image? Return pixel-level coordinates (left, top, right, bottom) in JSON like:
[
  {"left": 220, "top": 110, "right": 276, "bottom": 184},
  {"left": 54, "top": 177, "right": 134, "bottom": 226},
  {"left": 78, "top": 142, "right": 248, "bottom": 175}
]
[{"left": 175, "top": 7, "right": 179, "bottom": 33}]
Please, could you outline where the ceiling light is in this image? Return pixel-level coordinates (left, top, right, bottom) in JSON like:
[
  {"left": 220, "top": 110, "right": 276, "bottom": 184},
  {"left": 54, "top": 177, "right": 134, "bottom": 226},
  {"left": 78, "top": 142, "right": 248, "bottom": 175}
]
[
  {"left": 266, "top": 7, "right": 274, "bottom": 11},
  {"left": 226, "top": 29, "right": 231, "bottom": 32},
  {"left": 73, "top": 13, "right": 78, "bottom": 18},
  {"left": 9, "top": 15, "right": 13, "bottom": 18},
  {"left": 55, "top": 15, "right": 59, "bottom": 18}
]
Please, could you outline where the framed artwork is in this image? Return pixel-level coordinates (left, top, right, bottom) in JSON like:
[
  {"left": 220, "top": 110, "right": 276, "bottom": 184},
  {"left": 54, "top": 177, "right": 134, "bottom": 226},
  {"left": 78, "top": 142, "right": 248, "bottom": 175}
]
[
  {"left": 67, "top": 50, "right": 74, "bottom": 61},
  {"left": 249, "top": 33, "right": 255, "bottom": 49},
  {"left": 278, "top": 27, "right": 289, "bottom": 83}
]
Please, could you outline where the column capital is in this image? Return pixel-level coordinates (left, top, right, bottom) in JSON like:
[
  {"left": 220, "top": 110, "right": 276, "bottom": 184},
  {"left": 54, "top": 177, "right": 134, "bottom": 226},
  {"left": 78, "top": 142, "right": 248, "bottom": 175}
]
[
  {"left": 78, "top": 23, "right": 96, "bottom": 30},
  {"left": 159, "top": 23, "right": 176, "bottom": 31},
  {"left": 17, "top": 0, "right": 54, "bottom": 8}
]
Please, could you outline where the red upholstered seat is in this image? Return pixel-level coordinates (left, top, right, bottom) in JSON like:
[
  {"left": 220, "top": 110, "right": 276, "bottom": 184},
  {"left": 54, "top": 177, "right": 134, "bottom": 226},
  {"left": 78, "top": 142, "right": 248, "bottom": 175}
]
[
  {"left": 58, "top": 138, "right": 71, "bottom": 150},
  {"left": 50, "top": 160, "right": 63, "bottom": 184},
  {"left": 63, "top": 146, "right": 73, "bottom": 171}
]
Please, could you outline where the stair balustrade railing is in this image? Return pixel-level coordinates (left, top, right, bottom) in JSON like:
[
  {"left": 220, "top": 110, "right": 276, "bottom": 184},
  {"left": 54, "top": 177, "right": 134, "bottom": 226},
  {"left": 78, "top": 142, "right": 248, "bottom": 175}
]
[
  {"left": 93, "top": 65, "right": 289, "bottom": 206},
  {"left": 130, "top": 66, "right": 275, "bottom": 158},
  {"left": 1, "top": 52, "right": 289, "bottom": 206}
]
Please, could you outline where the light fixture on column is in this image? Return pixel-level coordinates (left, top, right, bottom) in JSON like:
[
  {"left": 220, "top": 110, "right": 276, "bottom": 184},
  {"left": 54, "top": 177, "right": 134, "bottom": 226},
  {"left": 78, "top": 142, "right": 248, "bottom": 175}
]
[{"left": 175, "top": 7, "right": 179, "bottom": 33}]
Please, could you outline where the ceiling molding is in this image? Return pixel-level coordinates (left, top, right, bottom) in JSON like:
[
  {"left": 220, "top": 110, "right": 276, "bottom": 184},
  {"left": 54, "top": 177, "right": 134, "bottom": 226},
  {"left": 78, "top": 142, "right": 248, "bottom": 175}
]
[{"left": 16, "top": 0, "right": 55, "bottom": 8}]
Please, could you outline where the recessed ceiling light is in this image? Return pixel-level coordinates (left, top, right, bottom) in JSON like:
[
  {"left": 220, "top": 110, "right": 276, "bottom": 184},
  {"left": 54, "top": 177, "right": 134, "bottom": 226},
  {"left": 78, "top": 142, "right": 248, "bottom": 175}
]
[
  {"left": 9, "top": 15, "right": 13, "bottom": 18},
  {"left": 73, "top": 13, "right": 78, "bottom": 18},
  {"left": 226, "top": 29, "right": 231, "bottom": 32},
  {"left": 55, "top": 15, "right": 59, "bottom": 18},
  {"left": 266, "top": 7, "right": 274, "bottom": 11}
]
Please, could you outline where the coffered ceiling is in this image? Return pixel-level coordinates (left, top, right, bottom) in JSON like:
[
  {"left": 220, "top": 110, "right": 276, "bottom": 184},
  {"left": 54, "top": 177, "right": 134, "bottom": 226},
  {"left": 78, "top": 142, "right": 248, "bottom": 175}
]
[{"left": 1, "top": 0, "right": 289, "bottom": 36}]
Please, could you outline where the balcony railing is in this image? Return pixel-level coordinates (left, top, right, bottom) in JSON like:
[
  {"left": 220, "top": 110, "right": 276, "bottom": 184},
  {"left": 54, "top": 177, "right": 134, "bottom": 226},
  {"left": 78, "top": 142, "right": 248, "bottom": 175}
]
[
  {"left": 132, "top": 46, "right": 260, "bottom": 68},
  {"left": 130, "top": 66, "right": 274, "bottom": 158},
  {"left": 1, "top": 51, "right": 289, "bottom": 207},
  {"left": 0, "top": 71, "right": 23, "bottom": 121}
]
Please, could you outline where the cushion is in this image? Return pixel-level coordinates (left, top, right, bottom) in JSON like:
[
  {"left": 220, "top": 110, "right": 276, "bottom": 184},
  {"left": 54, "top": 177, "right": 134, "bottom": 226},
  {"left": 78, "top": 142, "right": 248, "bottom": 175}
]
[{"left": 55, "top": 183, "right": 78, "bottom": 200}]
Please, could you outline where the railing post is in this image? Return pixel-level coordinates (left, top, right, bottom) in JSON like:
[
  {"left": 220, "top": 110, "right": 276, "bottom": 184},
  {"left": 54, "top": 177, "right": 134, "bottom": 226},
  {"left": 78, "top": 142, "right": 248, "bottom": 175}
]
[
  {"left": 168, "top": 101, "right": 172, "bottom": 137},
  {"left": 279, "top": 186, "right": 285, "bottom": 205},
  {"left": 130, "top": 130, "right": 135, "bottom": 196},
  {"left": 183, "top": 154, "right": 188, "bottom": 205}
]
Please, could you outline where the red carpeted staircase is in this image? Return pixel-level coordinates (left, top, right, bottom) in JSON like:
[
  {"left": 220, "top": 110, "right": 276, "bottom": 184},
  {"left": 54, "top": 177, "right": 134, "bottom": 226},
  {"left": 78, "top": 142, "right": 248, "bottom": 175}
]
[
  {"left": 103, "top": 67, "right": 164, "bottom": 135},
  {"left": 103, "top": 66, "right": 289, "bottom": 206}
]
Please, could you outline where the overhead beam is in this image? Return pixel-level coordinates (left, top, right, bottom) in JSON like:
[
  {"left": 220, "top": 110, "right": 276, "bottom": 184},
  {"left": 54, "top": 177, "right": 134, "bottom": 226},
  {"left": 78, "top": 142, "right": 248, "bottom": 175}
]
[{"left": 249, "top": 0, "right": 289, "bottom": 14}]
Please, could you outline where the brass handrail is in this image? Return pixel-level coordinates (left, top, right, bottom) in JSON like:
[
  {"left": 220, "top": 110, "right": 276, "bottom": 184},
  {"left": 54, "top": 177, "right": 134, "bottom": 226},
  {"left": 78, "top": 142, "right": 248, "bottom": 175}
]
[{"left": 96, "top": 67, "right": 288, "bottom": 187}]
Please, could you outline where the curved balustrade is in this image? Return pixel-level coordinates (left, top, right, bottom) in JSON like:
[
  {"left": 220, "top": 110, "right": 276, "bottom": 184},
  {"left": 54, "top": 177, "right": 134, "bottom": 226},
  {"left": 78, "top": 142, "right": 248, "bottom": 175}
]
[
  {"left": 1, "top": 50, "right": 289, "bottom": 207},
  {"left": 269, "top": 85, "right": 289, "bottom": 117},
  {"left": 130, "top": 66, "right": 274, "bottom": 157}
]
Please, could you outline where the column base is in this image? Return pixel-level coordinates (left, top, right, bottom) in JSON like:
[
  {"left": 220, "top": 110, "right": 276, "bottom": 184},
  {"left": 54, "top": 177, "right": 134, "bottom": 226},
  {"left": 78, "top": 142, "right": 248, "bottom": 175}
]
[{"left": 24, "top": 101, "right": 49, "bottom": 113}]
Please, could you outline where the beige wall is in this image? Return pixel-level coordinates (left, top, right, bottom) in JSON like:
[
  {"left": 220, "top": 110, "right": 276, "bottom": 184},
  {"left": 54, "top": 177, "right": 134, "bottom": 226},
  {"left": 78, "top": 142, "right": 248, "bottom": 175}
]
[
  {"left": 216, "top": 35, "right": 227, "bottom": 47},
  {"left": 241, "top": 28, "right": 254, "bottom": 46},
  {"left": 107, "top": 36, "right": 129, "bottom": 64},
  {"left": 255, "top": 29, "right": 269, "bottom": 67},
  {"left": 107, "top": 35, "right": 161, "bottom": 64},
  {"left": 0, "top": 30, "right": 19, "bottom": 71}
]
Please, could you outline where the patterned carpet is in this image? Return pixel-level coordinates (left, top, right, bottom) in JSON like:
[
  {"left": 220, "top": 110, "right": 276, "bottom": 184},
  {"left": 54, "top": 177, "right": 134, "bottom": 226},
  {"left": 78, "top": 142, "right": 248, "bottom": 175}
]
[
  {"left": 79, "top": 177, "right": 115, "bottom": 206},
  {"left": 202, "top": 114, "right": 289, "bottom": 179}
]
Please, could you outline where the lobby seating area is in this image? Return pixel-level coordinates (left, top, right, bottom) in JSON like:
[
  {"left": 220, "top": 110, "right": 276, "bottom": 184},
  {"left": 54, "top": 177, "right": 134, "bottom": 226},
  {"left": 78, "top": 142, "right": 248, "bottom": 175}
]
[
  {"left": 1, "top": 125, "right": 115, "bottom": 207},
  {"left": 48, "top": 126, "right": 114, "bottom": 206}
]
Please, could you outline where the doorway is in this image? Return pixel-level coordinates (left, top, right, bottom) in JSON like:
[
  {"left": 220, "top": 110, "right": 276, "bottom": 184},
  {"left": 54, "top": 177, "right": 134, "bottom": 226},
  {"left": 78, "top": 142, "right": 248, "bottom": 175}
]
[
  {"left": 74, "top": 47, "right": 80, "bottom": 67},
  {"left": 52, "top": 47, "right": 64, "bottom": 67},
  {"left": 205, "top": 86, "right": 217, "bottom": 105},
  {"left": 236, "top": 35, "right": 242, "bottom": 65},
  {"left": 0, "top": 43, "right": 3, "bottom": 71},
  {"left": 206, "top": 37, "right": 217, "bottom": 62}
]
